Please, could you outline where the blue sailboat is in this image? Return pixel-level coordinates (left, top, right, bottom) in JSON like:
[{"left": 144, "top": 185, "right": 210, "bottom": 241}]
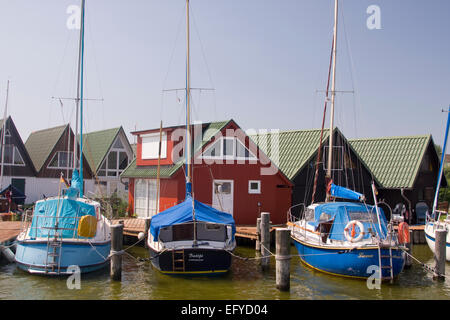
[
  {"left": 288, "top": 0, "right": 405, "bottom": 281},
  {"left": 15, "top": 0, "right": 111, "bottom": 275},
  {"left": 147, "top": 0, "right": 236, "bottom": 275}
]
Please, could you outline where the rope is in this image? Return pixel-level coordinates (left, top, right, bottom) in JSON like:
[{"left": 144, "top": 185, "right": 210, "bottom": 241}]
[{"left": 400, "top": 246, "right": 441, "bottom": 277}]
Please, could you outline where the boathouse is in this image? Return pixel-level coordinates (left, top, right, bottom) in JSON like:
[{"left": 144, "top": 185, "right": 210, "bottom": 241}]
[
  {"left": 250, "top": 127, "right": 377, "bottom": 216},
  {"left": 80, "top": 126, "right": 134, "bottom": 200},
  {"left": 349, "top": 135, "right": 446, "bottom": 224},
  {"left": 0, "top": 116, "right": 36, "bottom": 203},
  {"left": 120, "top": 119, "right": 293, "bottom": 225},
  {"left": 24, "top": 124, "right": 94, "bottom": 203}
]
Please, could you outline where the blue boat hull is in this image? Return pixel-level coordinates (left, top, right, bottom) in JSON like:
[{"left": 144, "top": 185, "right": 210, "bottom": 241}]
[
  {"left": 292, "top": 236, "right": 405, "bottom": 279},
  {"left": 14, "top": 240, "right": 111, "bottom": 275}
]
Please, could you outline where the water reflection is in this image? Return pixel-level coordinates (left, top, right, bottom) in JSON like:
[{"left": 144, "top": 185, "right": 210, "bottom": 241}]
[{"left": 0, "top": 244, "right": 450, "bottom": 300}]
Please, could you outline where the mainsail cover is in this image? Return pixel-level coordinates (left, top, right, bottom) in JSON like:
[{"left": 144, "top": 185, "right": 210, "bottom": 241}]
[
  {"left": 330, "top": 183, "right": 364, "bottom": 201},
  {"left": 150, "top": 195, "right": 236, "bottom": 241}
]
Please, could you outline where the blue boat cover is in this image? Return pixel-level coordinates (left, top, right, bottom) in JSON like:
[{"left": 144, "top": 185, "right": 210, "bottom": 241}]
[
  {"left": 150, "top": 196, "right": 236, "bottom": 241},
  {"left": 312, "top": 202, "right": 388, "bottom": 241},
  {"left": 29, "top": 198, "right": 96, "bottom": 239},
  {"left": 330, "top": 183, "right": 364, "bottom": 201}
]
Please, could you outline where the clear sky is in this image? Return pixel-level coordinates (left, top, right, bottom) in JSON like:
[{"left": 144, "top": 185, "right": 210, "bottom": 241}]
[{"left": 0, "top": 0, "right": 449, "bottom": 147}]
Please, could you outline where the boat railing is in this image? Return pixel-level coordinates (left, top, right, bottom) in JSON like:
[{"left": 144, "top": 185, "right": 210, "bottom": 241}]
[
  {"left": 22, "top": 213, "right": 89, "bottom": 240},
  {"left": 287, "top": 203, "right": 305, "bottom": 224}
]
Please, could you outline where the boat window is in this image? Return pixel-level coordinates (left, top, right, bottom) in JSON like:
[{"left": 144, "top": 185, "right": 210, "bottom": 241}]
[
  {"left": 347, "top": 211, "right": 379, "bottom": 224},
  {"left": 171, "top": 223, "right": 194, "bottom": 241},
  {"left": 197, "top": 223, "right": 227, "bottom": 242},
  {"left": 319, "top": 212, "right": 333, "bottom": 222},
  {"left": 304, "top": 208, "right": 315, "bottom": 221}
]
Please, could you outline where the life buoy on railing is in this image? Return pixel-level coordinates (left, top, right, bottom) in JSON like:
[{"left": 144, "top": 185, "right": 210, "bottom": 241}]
[
  {"left": 398, "top": 222, "right": 410, "bottom": 244},
  {"left": 344, "top": 220, "right": 365, "bottom": 243}
]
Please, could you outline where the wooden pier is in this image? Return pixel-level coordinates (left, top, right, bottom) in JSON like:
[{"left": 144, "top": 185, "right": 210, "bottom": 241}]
[{"left": 0, "top": 221, "right": 25, "bottom": 244}]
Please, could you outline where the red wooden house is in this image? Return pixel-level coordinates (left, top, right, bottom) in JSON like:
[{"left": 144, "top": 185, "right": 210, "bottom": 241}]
[{"left": 120, "top": 119, "right": 293, "bottom": 225}]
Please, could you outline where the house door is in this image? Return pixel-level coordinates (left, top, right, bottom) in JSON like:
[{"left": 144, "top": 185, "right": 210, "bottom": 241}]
[
  {"left": 212, "top": 180, "right": 234, "bottom": 216},
  {"left": 11, "top": 178, "right": 25, "bottom": 194},
  {"left": 134, "top": 179, "right": 159, "bottom": 218}
]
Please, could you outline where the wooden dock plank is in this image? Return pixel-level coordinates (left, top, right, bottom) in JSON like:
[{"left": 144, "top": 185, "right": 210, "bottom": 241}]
[{"left": 0, "top": 221, "right": 25, "bottom": 243}]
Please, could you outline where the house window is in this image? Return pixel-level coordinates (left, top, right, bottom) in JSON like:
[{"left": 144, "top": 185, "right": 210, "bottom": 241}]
[
  {"left": 141, "top": 132, "right": 167, "bottom": 160},
  {"left": 134, "top": 179, "right": 159, "bottom": 218},
  {"left": 97, "top": 137, "right": 130, "bottom": 177},
  {"left": 248, "top": 180, "right": 261, "bottom": 194},
  {"left": 48, "top": 151, "right": 73, "bottom": 169},
  {"left": 0, "top": 144, "right": 25, "bottom": 166},
  {"left": 323, "top": 146, "right": 344, "bottom": 171},
  {"left": 202, "top": 137, "right": 257, "bottom": 160}
]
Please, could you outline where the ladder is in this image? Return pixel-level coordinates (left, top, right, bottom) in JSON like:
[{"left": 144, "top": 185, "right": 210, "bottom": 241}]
[
  {"left": 378, "top": 244, "right": 394, "bottom": 283},
  {"left": 45, "top": 228, "right": 63, "bottom": 275},
  {"left": 172, "top": 250, "right": 185, "bottom": 272}
]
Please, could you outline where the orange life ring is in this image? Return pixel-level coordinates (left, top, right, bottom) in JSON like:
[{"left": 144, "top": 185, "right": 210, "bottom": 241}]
[{"left": 398, "top": 222, "right": 410, "bottom": 244}]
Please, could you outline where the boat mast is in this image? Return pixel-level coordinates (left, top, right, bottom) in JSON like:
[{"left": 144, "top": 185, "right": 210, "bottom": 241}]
[
  {"left": 326, "top": 0, "right": 338, "bottom": 181},
  {"left": 432, "top": 105, "right": 450, "bottom": 217},
  {"left": 185, "top": 0, "right": 192, "bottom": 193},
  {"left": 73, "top": 0, "right": 86, "bottom": 197},
  {"left": 0, "top": 80, "right": 10, "bottom": 190}
]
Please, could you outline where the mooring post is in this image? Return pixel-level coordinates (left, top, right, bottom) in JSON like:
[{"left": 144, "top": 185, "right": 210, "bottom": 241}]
[
  {"left": 260, "top": 212, "right": 271, "bottom": 270},
  {"left": 110, "top": 223, "right": 124, "bottom": 281},
  {"left": 276, "top": 228, "right": 291, "bottom": 291},
  {"left": 144, "top": 217, "right": 151, "bottom": 248},
  {"left": 433, "top": 229, "right": 447, "bottom": 281},
  {"left": 405, "top": 230, "right": 413, "bottom": 269},
  {"left": 256, "top": 217, "right": 261, "bottom": 252}
]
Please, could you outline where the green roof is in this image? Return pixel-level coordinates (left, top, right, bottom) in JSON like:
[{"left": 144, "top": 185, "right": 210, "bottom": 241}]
[
  {"left": 121, "top": 120, "right": 230, "bottom": 179},
  {"left": 249, "top": 128, "right": 331, "bottom": 180},
  {"left": 25, "top": 125, "right": 68, "bottom": 172},
  {"left": 349, "top": 135, "right": 432, "bottom": 189},
  {"left": 81, "top": 127, "right": 122, "bottom": 173}
]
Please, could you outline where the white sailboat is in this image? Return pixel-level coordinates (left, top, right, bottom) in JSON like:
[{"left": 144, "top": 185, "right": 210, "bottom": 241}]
[{"left": 425, "top": 105, "right": 450, "bottom": 260}]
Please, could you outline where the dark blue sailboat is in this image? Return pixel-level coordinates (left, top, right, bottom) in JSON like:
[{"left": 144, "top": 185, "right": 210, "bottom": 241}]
[
  {"left": 288, "top": 0, "right": 405, "bottom": 281},
  {"left": 147, "top": 0, "right": 236, "bottom": 275}
]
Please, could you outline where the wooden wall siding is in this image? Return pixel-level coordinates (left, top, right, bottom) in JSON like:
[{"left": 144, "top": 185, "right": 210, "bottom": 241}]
[
  {"left": 37, "top": 127, "right": 93, "bottom": 179},
  {"left": 291, "top": 130, "right": 375, "bottom": 215},
  {"left": 0, "top": 117, "right": 36, "bottom": 177}
]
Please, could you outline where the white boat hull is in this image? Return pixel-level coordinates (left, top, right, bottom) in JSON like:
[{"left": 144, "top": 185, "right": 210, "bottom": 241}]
[{"left": 424, "top": 222, "right": 450, "bottom": 261}]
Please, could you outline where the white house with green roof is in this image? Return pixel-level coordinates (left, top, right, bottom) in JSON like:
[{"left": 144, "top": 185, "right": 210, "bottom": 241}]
[{"left": 81, "top": 126, "right": 134, "bottom": 200}]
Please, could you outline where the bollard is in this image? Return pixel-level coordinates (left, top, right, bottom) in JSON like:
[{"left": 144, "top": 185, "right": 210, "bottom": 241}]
[
  {"left": 144, "top": 218, "right": 151, "bottom": 248},
  {"left": 276, "top": 228, "right": 291, "bottom": 291},
  {"left": 433, "top": 229, "right": 447, "bottom": 281},
  {"left": 110, "top": 224, "right": 124, "bottom": 281},
  {"left": 255, "top": 218, "right": 261, "bottom": 252},
  {"left": 405, "top": 230, "right": 413, "bottom": 269},
  {"left": 260, "top": 212, "right": 270, "bottom": 270}
]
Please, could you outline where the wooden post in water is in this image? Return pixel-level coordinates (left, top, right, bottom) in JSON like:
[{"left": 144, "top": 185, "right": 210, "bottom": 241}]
[
  {"left": 433, "top": 229, "right": 447, "bottom": 281},
  {"left": 144, "top": 217, "right": 151, "bottom": 248},
  {"left": 110, "top": 224, "right": 124, "bottom": 281},
  {"left": 276, "top": 228, "right": 291, "bottom": 291},
  {"left": 255, "top": 218, "right": 261, "bottom": 252},
  {"left": 260, "top": 212, "right": 270, "bottom": 270},
  {"left": 405, "top": 230, "right": 413, "bottom": 269}
]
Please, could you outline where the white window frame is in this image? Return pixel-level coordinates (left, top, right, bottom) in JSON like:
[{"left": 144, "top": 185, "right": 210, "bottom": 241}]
[
  {"left": 98, "top": 136, "right": 130, "bottom": 177},
  {"left": 201, "top": 137, "right": 257, "bottom": 161},
  {"left": 141, "top": 132, "right": 167, "bottom": 160},
  {"left": 134, "top": 178, "right": 160, "bottom": 218},
  {"left": 248, "top": 180, "right": 261, "bottom": 194},
  {"left": 47, "top": 151, "right": 73, "bottom": 169}
]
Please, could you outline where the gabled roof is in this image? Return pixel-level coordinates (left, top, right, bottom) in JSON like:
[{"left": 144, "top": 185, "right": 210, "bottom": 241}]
[
  {"left": 121, "top": 120, "right": 230, "bottom": 179},
  {"left": 25, "top": 124, "right": 69, "bottom": 173},
  {"left": 249, "top": 128, "right": 335, "bottom": 181},
  {"left": 81, "top": 127, "right": 131, "bottom": 173},
  {"left": 348, "top": 135, "right": 436, "bottom": 189}
]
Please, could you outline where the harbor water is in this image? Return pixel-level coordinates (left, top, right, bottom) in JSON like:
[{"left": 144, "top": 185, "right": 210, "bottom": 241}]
[{"left": 1, "top": 244, "right": 450, "bottom": 300}]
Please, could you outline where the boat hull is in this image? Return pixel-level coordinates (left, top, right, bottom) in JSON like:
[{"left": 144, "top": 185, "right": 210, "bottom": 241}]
[
  {"left": 14, "top": 240, "right": 111, "bottom": 275},
  {"left": 424, "top": 223, "right": 450, "bottom": 261},
  {"left": 292, "top": 236, "right": 405, "bottom": 279},
  {"left": 149, "top": 246, "right": 232, "bottom": 276}
]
